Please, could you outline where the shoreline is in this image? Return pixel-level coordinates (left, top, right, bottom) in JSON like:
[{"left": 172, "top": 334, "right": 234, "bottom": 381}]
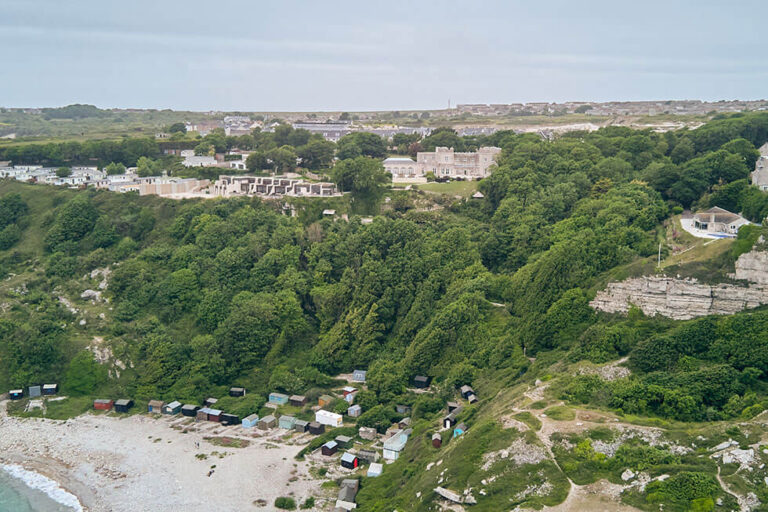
[
  {"left": 0, "top": 404, "right": 323, "bottom": 512},
  {"left": 0, "top": 461, "right": 85, "bottom": 511}
]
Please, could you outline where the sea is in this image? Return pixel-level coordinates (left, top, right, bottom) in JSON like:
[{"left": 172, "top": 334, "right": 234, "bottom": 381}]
[{"left": 0, "top": 465, "right": 82, "bottom": 512}]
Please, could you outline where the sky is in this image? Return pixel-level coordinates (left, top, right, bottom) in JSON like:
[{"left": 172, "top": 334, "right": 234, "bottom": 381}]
[{"left": 1, "top": 0, "right": 766, "bottom": 111}]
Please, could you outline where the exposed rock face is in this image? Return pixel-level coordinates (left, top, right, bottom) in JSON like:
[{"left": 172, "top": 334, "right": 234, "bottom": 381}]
[
  {"left": 734, "top": 249, "right": 768, "bottom": 284},
  {"left": 590, "top": 277, "right": 768, "bottom": 320}
]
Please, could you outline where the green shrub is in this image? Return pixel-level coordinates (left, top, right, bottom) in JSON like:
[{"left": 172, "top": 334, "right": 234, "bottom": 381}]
[{"left": 274, "top": 497, "right": 296, "bottom": 509}]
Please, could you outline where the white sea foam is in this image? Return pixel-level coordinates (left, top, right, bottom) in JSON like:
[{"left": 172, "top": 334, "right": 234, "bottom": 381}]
[{"left": 1, "top": 464, "right": 83, "bottom": 511}]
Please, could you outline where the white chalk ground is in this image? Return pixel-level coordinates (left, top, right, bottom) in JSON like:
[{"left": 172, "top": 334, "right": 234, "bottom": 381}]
[
  {"left": 0, "top": 400, "right": 325, "bottom": 512},
  {"left": 679, "top": 217, "right": 738, "bottom": 240}
]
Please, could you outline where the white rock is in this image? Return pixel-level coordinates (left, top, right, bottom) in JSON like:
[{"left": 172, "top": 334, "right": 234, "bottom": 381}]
[
  {"left": 79, "top": 319, "right": 86, "bottom": 325},
  {"left": 621, "top": 469, "right": 636, "bottom": 481},
  {"left": 713, "top": 440, "right": 733, "bottom": 451}
]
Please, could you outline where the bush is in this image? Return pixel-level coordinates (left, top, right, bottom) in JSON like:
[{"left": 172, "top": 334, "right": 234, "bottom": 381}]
[
  {"left": 300, "top": 497, "right": 315, "bottom": 509},
  {"left": 274, "top": 497, "right": 296, "bottom": 510}
]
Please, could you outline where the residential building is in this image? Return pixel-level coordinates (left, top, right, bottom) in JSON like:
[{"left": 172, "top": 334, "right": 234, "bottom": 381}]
[
  {"left": 212, "top": 176, "right": 339, "bottom": 198},
  {"left": 692, "top": 207, "right": 750, "bottom": 235},
  {"left": 751, "top": 143, "right": 768, "bottom": 191},
  {"left": 383, "top": 157, "right": 423, "bottom": 183},
  {"left": 417, "top": 146, "right": 501, "bottom": 179}
]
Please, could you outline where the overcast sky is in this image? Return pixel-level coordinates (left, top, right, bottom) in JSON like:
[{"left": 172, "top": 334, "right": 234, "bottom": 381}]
[{"left": 2, "top": 0, "right": 765, "bottom": 111}]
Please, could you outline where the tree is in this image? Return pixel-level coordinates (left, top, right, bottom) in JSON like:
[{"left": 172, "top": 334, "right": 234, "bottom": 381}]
[
  {"left": 336, "top": 133, "right": 387, "bottom": 159},
  {"left": 65, "top": 351, "right": 108, "bottom": 395},
  {"left": 168, "top": 122, "right": 186, "bottom": 134},
  {"left": 55, "top": 166, "right": 71, "bottom": 178},
  {"left": 104, "top": 162, "right": 126, "bottom": 175},
  {"left": 266, "top": 146, "right": 298, "bottom": 173},
  {"left": 331, "top": 157, "right": 389, "bottom": 211},
  {"left": 298, "top": 139, "right": 335, "bottom": 170},
  {"left": 194, "top": 142, "right": 214, "bottom": 156},
  {"left": 137, "top": 156, "right": 162, "bottom": 177},
  {"left": 245, "top": 151, "right": 268, "bottom": 172}
]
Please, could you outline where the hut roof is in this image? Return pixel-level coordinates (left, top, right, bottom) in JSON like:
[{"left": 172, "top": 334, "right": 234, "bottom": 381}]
[
  {"left": 148, "top": 400, "right": 165, "bottom": 408},
  {"left": 340, "top": 452, "right": 357, "bottom": 463},
  {"left": 261, "top": 414, "right": 276, "bottom": 422},
  {"left": 324, "top": 441, "right": 338, "bottom": 450},
  {"left": 244, "top": 413, "right": 259, "bottom": 422},
  {"left": 207, "top": 408, "right": 222, "bottom": 416},
  {"left": 115, "top": 399, "right": 133, "bottom": 406},
  {"left": 289, "top": 394, "right": 306, "bottom": 401},
  {"left": 94, "top": 399, "right": 112, "bottom": 405},
  {"left": 166, "top": 400, "right": 181, "bottom": 409}
]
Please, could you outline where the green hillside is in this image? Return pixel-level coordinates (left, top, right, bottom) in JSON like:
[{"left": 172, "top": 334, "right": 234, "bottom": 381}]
[{"left": 4, "top": 113, "right": 768, "bottom": 510}]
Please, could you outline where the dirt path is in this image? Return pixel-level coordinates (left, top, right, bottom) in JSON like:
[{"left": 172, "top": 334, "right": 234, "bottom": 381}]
[{"left": 716, "top": 465, "right": 750, "bottom": 512}]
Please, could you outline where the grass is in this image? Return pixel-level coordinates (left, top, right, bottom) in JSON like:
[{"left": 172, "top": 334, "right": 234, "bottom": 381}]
[
  {"left": 415, "top": 181, "right": 479, "bottom": 197},
  {"left": 513, "top": 411, "right": 542, "bottom": 431},
  {"left": 7, "top": 396, "right": 95, "bottom": 420},
  {"left": 660, "top": 215, "right": 734, "bottom": 271},
  {"left": 543, "top": 406, "right": 575, "bottom": 421},
  {"left": 204, "top": 436, "right": 251, "bottom": 448}
]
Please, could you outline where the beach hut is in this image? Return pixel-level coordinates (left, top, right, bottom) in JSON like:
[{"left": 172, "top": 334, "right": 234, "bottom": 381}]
[
  {"left": 258, "top": 414, "right": 276, "bottom": 430},
  {"left": 453, "top": 422, "right": 467, "bottom": 438},
  {"left": 322, "top": 441, "right": 338, "bottom": 456},
  {"left": 335, "top": 435, "right": 352, "bottom": 449},
  {"left": 294, "top": 419, "right": 309, "bottom": 433},
  {"left": 268, "top": 392, "right": 289, "bottom": 406},
  {"left": 289, "top": 395, "right": 307, "bottom": 407},
  {"left": 359, "top": 427, "right": 376, "bottom": 440},
  {"left": 242, "top": 414, "right": 259, "bottom": 428},
  {"left": 197, "top": 407, "right": 212, "bottom": 421},
  {"left": 460, "top": 385, "right": 474, "bottom": 399},
  {"left": 8, "top": 389, "right": 23, "bottom": 400},
  {"left": 207, "top": 409, "right": 222, "bottom": 422},
  {"left": 93, "top": 399, "right": 113, "bottom": 411},
  {"left": 447, "top": 401, "right": 460, "bottom": 413},
  {"left": 318, "top": 394, "right": 334, "bottom": 408},
  {"left": 220, "top": 413, "right": 240, "bottom": 425},
  {"left": 340, "top": 452, "right": 359, "bottom": 469},
  {"left": 163, "top": 401, "right": 182, "bottom": 415},
  {"left": 357, "top": 449, "right": 378, "bottom": 463},
  {"left": 42, "top": 384, "right": 58, "bottom": 396},
  {"left": 398, "top": 417, "right": 412, "bottom": 429},
  {"left": 367, "top": 462, "right": 383, "bottom": 477},
  {"left": 316, "top": 410, "right": 343, "bottom": 427},
  {"left": 395, "top": 404, "right": 411, "bottom": 415},
  {"left": 148, "top": 400, "right": 165, "bottom": 414},
  {"left": 229, "top": 387, "right": 246, "bottom": 397},
  {"left": 352, "top": 369, "right": 367, "bottom": 383},
  {"left": 468, "top": 393, "right": 478, "bottom": 404},
  {"left": 341, "top": 386, "right": 357, "bottom": 397},
  {"left": 413, "top": 375, "right": 431, "bottom": 388},
  {"left": 383, "top": 429, "right": 409, "bottom": 461},
  {"left": 204, "top": 397, "right": 218, "bottom": 407},
  {"left": 114, "top": 399, "right": 134, "bottom": 413},
  {"left": 28, "top": 385, "right": 42, "bottom": 398},
  {"left": 308, "top": 422, "right": 325, "bottom": 435},
  {"left": 432, "top": 433, "right": 442, "bottom": 448},
  {"left": 347, "top": 404, "right": 362, "bottom": 417},
  {"left": 279, "top": 415, "right": 297, "bottom": 429},
  {"left": 181, "top": 404, "right": 200, "bottom": 417},
  {"left": 443, "top": 412, "right": 458, "bottom": 429},
  {"left": 337, "top": 479, "right": 359, "bottom": 508}
]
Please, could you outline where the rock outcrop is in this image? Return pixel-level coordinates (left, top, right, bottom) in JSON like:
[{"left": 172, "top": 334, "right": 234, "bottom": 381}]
[
  {"left": 590, "top": 277, "right": 768, "bottom": 320},
  {"left": 734, "top": 249, "right": 768, "bottom": 284}
]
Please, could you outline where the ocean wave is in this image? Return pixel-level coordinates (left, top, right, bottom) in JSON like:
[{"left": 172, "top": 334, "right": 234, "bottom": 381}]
[{"left": 1, "top": 464, "right": 83, "bottom": 512}]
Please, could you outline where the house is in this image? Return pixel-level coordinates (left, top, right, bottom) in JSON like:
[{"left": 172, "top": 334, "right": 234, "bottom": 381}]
[
  {"left": 28, "top": 385, "right": 41, "bottom": 398},
  {"left": 347, "top": 404, "right": 362, "bottom": 417},
  {"left": 163, "top": 401, "right": 182, "bottom": 415},
  {"left": 318, "top": 394, "right": 334, "bottom": 408},
  {"left": 416, "top": 146, "right": 502, "bottom": 180},
  {"left": 398, "top": 417, "right": 412, "bottom": 429},
  {"left": 453, "top": 422, "right": 467, "bottom": 438},
  {"left": 692, "top": 207, "right": 750, "bottom": 235},
  {"left": 197, "top": 407, "right": 212, "bottom": 421},
  {"left": 221, "top": 413, "right": 240, "bottom": 426},
  {"left": 294, "top": 419, "right": 309, "bottom": 433},
  {"left": 148, "top": 400, "right": 165, "bottom": 414},
  {"left": 114, "top": 399, "right": 134, "bottom": 413},
  {"left": 181, "top": 404, "right": 200, "bottom": 417},
  {"left": 258, "top": 415, "right": 277, "bottom": 430},
  {"left": 432, "top": 433, "right": 442, "bottom": 448},
  {"left": 384, "top": 157, "right": 423, "bottom": 183},
  {"left": 42, "top": 384, "right": 58, "bottom": 396},
  {"left": 269, "top": 392, "right": 289, "bottom": 405},
  {"left": 204, "top": 397, "right": 218, "bottom": 408},
  {"left": 357, "top": 449, "right": 378, "bottom": 463},
  {"left": 308, "top": 421, "right": 325, "bottom": 435},
  {"left": 468, "top": 394, "right": 478, "bottom": 404},
  {"left": 460, "top": 385, "right": 474, "bottom": 399},
  {"left": 413, "top": 376, "right": 430, "bottom": 389},
  {"left": 447, "top": 401, "right": 460, "bottom": 413},
  {"left": 751, "top": 144, "right": 768, "bottom": 190},
  {"left": 8, "top": 389, "right": 23, "bottom": 400},
  {"left": 289, "top": 395, "right": 307, "bottom": 407},
  {"left": 229, "top": 387, "right": 246, "bottom": 397},
  {"left": 207, "top": 409, "right": 222, "bottom": 422},
  {"left": 279, "top": 415, "right": 297, "bottom": 429},
  {"left": 340, "top": 452, "right": 359, "bottom": 469},
  {"left": 395, "top": 404, "right": 411, "bottom": 415},
  {"left": 352, "top": 370, "right": 367, "bottom": 383},
  {"left": 335, "top": 435, "right": 352, "bottom": 449},
  {"left": 316, "top": 410, "right": 343, "bottom": 427},
  {"left": 94, "top": 399, "right": 113, "bottom": 411},
  {"left": 242, "top": 414, "right": 259, "bottom": 428},
  {"left": 383, "top": 429, "right": 409, "bottom": 461},
  {"left": 322, "top": 441, "right": 339, "bottom": 456},
  {"left": 359, "top": 427, "right": 377, "bottom": 440},
  {"left": 367, "top": 463, "right": 383, "bottom": 477},
  {"left": 342, "top": 386, "right": 357, "bottom": 397}
]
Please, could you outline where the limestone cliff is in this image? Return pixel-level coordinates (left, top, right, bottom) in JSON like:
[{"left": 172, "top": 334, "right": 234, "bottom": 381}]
[{"left": 591, "top": 248, "right": 768, "bottom": 320}]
